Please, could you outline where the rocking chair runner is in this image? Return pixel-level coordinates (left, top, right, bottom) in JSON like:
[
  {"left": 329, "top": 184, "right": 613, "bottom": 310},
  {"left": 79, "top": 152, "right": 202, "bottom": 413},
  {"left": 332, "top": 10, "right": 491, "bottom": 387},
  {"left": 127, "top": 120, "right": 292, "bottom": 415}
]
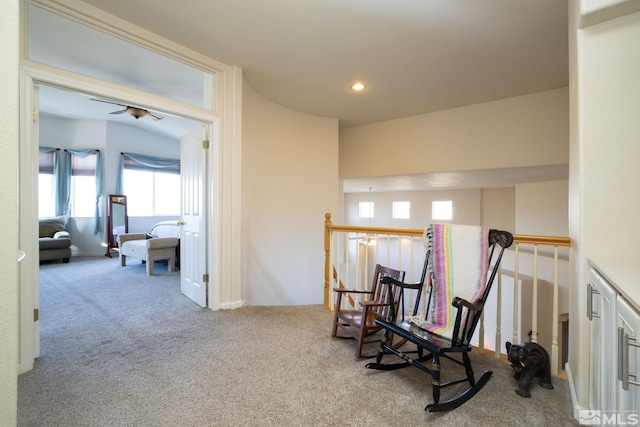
[
  {"left": 366, "top": 225, "right": 513, "bottom": 412},
  {"left": 332, "top": 264, "right": 405, "bottom": 358}
]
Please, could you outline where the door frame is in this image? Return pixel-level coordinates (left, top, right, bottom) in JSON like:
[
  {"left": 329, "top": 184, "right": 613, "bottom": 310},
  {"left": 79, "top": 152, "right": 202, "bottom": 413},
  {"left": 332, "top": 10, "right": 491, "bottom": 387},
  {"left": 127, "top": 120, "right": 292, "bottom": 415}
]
[{"left": 18, "top": 64, "right": 227, "bottom": 373}]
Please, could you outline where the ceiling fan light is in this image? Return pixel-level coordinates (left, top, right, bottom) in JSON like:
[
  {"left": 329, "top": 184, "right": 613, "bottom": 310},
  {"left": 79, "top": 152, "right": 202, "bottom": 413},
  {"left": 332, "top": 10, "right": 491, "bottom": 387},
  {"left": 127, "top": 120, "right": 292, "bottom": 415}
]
[{"left": 127, "top": 107, "right": 148, "bottom": 119}]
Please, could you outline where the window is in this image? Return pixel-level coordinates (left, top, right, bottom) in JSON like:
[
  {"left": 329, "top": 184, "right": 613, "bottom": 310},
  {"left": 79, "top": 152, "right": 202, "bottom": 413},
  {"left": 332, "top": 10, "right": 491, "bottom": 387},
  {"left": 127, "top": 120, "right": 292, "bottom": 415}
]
[
  {"left": 359, "top": 201, "right": 374, "bottom": 218},
  {"left": 38, "top": 150, "right": 55, "bottom": 217},
  {"left": 71, "top": 153, "right": 97, "bottom": 217},
  {"left": 123, "top": 156, "right": 180, "bottom": 216},
  {"left": 432, "top": 200, "right": 453, "bottom": 220},
  {"left": 392, "top": 201, "right": 411, "bottom": 219}
]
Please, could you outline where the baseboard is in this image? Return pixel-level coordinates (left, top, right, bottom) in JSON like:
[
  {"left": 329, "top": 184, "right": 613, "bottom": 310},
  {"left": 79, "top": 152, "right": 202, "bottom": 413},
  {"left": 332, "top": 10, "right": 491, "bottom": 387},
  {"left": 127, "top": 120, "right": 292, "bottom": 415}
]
[
  {"left": 565, "top": 362, "right": 586, "bottom": 421},
  {"left": 218, "top": 300, "right": 244, "bottom": 310}
]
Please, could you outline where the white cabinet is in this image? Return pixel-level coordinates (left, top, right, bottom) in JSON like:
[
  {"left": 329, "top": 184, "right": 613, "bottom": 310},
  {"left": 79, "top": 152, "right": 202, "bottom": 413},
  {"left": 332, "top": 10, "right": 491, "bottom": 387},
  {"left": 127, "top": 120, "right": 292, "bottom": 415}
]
[
  {"left": 588, "top": 263, "right": 640, "bottom": 414},
  {"left": 616, "top": 296, "right": 640, "bottom": 411},
  {"left": 588, "top": 268, "right": 619, "bottom": 412}
]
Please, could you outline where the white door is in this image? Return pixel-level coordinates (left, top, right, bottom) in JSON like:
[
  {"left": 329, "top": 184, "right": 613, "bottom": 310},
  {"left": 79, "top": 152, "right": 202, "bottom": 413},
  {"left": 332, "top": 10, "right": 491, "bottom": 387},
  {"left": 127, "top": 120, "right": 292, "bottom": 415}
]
[{"left": 180, "top": 126, "right": 208, "bottom": 307}]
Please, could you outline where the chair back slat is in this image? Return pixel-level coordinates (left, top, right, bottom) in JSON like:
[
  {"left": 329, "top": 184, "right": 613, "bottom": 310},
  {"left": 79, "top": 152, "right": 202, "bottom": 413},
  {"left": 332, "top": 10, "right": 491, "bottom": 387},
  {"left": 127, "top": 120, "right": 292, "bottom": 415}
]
[{"left": 371, "top": 265, "right": 405, "bottom": 320}]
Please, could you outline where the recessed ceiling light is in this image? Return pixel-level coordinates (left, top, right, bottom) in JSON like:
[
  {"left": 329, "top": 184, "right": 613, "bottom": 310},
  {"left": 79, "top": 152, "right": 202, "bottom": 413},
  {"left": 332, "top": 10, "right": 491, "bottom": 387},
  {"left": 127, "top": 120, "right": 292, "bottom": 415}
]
[{"left": 351, "top": 82, "right": 366, "bottom": 91}]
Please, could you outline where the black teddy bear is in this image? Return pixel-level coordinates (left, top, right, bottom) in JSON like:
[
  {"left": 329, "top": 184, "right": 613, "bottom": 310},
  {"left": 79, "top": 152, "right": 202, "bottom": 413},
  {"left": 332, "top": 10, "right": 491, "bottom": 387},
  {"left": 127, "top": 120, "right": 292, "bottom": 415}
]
[{"left": 506, "top": 341, "right": 554, "bottom": 398}]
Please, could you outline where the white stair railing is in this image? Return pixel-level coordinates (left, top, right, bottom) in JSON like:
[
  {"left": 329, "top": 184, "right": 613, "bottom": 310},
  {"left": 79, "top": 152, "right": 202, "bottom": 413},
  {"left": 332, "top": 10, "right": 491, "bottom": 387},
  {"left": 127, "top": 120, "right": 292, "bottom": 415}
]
[{"left": 324, "top": 213, "right": 571, "bottom": 375}]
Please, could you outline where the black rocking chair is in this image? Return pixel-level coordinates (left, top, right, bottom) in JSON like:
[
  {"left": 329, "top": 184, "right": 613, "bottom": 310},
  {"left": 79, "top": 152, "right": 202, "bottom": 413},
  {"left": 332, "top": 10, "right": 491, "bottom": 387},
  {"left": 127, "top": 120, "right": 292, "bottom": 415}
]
[{"left": 366, "top": 224, "right": 513, "bottom": 412}]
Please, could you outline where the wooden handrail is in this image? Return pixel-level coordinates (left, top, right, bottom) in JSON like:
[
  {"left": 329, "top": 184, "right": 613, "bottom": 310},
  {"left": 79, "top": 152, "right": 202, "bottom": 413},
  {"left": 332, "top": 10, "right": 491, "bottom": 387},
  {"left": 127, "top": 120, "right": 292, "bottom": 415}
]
[
  {"left": 326, "top": 216, "right": 570, "bottom": 246},
  {"left": 324, "top": 213, "right": 571, "bottom": 305}
]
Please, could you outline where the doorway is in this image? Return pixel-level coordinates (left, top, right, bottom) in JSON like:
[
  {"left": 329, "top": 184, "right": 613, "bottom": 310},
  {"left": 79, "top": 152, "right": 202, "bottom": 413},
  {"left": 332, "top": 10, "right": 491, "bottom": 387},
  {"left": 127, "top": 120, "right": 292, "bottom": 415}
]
[{"left": 19, "top": 71, "right": 221, "bottom": 373}]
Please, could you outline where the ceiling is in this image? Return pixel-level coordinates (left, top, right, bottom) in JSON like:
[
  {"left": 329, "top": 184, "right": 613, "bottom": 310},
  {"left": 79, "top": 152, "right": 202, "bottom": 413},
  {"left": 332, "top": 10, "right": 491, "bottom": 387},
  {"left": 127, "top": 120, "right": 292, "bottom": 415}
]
[{"left": 37, "top": 0, "right": 569, "bottom": 192}]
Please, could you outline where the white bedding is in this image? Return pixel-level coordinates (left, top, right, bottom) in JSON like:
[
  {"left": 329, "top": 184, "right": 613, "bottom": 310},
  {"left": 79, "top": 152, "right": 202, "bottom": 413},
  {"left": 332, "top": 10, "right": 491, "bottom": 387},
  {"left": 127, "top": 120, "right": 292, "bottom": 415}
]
[{"left": 149, "top": 220, "right": 181, "bottom": 239}]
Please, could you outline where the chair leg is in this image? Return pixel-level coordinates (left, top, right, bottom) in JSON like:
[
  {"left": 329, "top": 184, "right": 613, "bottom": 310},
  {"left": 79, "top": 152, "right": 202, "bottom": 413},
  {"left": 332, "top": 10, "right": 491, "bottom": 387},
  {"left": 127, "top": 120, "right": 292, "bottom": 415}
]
[
  {"left": 354, "top": 320, "right": 368, "bottom": 358},
  {"left": 331, "top": 293, "right": 344, "bottom": 338},
  {"left": 168, "top": 257, "right": 175, "bottom": 272},
  {"left": 463, "top": 352, "right": 476, "bottom": 387},
  {"left": 431, "top": 354, "right": 441, "bottom": 406},
  {"left": 120, "top": 255, "right": 126, "bottom": 266},
  {"left": 146, "top": 259, "right": 154, "bottom": 276}
]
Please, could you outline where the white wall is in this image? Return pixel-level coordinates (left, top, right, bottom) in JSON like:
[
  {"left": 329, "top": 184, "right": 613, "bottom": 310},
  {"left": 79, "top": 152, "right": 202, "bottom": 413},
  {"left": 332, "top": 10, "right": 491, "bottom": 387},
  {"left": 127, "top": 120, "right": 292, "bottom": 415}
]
[
  {"left": 0, "top": 0, "right": 19, "bottom": 423},
  {"left": 340, "top": 88, "right": 569, "bottom": 179},
  {"left": 570, "top": 3, "right": 640, "bottom": 411},
  {"left": 242, "top": 81, "right": 339, "bottom": 305},
  {"left": 39, "top": 115, "right": 182, "bottom": 255}
]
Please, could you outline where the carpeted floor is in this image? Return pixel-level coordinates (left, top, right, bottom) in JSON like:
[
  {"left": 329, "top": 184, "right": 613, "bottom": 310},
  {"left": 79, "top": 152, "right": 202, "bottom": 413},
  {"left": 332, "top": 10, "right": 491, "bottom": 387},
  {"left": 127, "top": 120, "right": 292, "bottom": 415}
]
[{"left": 18, "top": 256, "right": 578, "bottom": 426}]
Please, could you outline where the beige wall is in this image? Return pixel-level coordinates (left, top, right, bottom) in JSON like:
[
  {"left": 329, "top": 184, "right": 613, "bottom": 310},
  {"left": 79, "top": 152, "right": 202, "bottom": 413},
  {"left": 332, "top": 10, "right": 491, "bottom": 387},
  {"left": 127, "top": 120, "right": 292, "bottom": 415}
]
[
  {"left": 242, "top": 82, "right": 339, "bottom": 305},
  {"left": 0, "top": 0, "right": 19, "bottom": 424},
  {"left": 340, "top": 88, "right": 569, "bottom": 179},
  {"left": 516, "top": 180, "right": 569, "bottom": 236},
  {"left": 481, "top": 188, "right": 516, "bottom": 232}
]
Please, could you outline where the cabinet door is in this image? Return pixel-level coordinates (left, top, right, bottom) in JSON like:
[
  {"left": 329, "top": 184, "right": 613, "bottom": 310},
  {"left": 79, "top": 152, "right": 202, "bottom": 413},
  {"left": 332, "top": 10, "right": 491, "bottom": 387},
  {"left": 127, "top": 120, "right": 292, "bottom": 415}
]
[
  {"left": 616, "top": 296, "right": 640, "bottom": 412},
  {"left": 588, "top": 269, "right": 618, "bottom": 411}
]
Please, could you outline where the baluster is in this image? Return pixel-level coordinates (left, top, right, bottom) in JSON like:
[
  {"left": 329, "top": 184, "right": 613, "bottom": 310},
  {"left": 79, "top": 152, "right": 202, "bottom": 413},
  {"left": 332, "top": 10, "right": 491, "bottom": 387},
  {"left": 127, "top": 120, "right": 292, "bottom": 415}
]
[
  {"left": 329, "top": 229, "right": 335, "bottom": 311},
  {"left": 512, "top": 244, "right": 520, "bottom": 345},
  {"left": 531, "top": 245, "right": 538, "bottom": 343},
  {"left": 363, "top": 233, "right": 369, "bottom": 296},
  {"left": 495, "top": 264, "right": 503, "bottom": 359},
  {"left": 551, "top": 245, "right": 559, "bottom": 375},
  {"left": 324, "top": 213, "right": 331, "bottom": 309}
]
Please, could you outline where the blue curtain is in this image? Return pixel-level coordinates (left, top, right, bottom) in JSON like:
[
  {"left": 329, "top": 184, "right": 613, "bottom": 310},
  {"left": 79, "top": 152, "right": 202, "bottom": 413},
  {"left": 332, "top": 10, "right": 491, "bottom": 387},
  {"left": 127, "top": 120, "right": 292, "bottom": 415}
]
[
  {"left": 64, "top": 149, "right": 103, "bottom": 235},
  {"left": 39, "top": 147, "right": 64, "bottom": 217},
  {"left": 116, "top": 152, "right": 181, "bottom": 194}
]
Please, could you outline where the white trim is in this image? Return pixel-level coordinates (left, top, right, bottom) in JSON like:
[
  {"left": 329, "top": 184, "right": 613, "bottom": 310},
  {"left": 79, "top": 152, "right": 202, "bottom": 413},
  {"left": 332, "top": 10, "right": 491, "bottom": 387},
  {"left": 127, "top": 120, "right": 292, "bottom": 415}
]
[
  {"left": 18, "top": 70, "right": 40, "bottom": 374},
  {"left": 220, "top": 300, "right": 245, "bottom": 310},
  {"left": 565, "top": 362, "right": 584, "bottom": 422}
]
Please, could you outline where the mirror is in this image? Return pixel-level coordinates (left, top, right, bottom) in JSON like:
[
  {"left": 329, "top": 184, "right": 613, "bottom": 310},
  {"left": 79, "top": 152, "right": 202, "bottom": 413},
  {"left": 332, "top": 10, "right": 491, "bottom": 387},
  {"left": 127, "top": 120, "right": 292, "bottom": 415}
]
[{"left": 106, "top": 194, "right": 128, "bottom": 257}]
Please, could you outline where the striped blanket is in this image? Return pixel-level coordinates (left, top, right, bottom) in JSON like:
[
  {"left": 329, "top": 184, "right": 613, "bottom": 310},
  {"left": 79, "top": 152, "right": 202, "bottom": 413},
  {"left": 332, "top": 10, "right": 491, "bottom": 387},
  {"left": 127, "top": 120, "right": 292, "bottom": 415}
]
[{"left": 411, "top": 223, "right": 490, "bottom": 340}]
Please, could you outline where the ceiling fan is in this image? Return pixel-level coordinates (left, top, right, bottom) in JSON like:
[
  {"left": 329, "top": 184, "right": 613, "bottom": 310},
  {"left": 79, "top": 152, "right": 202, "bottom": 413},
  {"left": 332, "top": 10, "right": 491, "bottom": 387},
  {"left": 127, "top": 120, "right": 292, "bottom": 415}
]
[{"left": 90, "top": 98, "right": 164, "bottom": 121}]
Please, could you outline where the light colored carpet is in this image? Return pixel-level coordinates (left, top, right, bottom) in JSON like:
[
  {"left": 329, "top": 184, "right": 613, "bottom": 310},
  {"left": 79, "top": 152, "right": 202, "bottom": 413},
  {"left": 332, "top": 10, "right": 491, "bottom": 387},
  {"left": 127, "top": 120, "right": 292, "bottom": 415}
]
[{"left": 18, "top": 256, "right": 578, "bottom": 426}]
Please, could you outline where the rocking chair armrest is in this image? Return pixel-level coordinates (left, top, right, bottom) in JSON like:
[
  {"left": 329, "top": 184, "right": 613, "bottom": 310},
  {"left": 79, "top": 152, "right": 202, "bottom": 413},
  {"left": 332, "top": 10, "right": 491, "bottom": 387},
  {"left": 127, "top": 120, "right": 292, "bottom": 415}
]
[
  {"left": 359, "top": 300, "right": 388, "bottom": 308},
  {"left": 380, "top": 276, "right": 423, "bottom": 290},
  {"left": 332, "top": 288, "right": 373, "bottom": 295},
  {"left": 452, "top": 296, "right": 483, "bottom": 312}
]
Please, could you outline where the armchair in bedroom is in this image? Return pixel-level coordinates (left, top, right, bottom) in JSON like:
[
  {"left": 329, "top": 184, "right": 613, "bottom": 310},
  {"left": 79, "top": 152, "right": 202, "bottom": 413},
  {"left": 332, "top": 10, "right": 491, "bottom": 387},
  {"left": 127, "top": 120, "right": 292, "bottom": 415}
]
[
  {"left": 39, "top": 216, "right": 71, "bottom": 263},
  {"left": 118, "top": 233, "right": 179, "bottom": 276}
]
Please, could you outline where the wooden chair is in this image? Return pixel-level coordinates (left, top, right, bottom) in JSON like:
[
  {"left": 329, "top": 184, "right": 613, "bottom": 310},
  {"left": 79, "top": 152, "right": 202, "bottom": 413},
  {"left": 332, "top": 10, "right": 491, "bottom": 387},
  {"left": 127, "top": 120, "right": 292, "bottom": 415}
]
[
  {"left": 332, "top": 264, "right": 405, "bottom": 358},
  {"left": 366, "top": 225, "right": 513, "bottom": 412}
]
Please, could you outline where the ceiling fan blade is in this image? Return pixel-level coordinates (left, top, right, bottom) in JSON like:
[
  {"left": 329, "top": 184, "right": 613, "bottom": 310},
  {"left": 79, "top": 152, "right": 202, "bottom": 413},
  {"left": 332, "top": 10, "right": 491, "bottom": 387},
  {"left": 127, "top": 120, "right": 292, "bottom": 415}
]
[
  {"left": 90, "top": 98, "right": 127, "bottom": 108},
  {"left": 147, "top": 111, "right": 164, "bottom": 121},
  {"left": 110, "top": 109, "right": 128, "bottom": 115}
]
